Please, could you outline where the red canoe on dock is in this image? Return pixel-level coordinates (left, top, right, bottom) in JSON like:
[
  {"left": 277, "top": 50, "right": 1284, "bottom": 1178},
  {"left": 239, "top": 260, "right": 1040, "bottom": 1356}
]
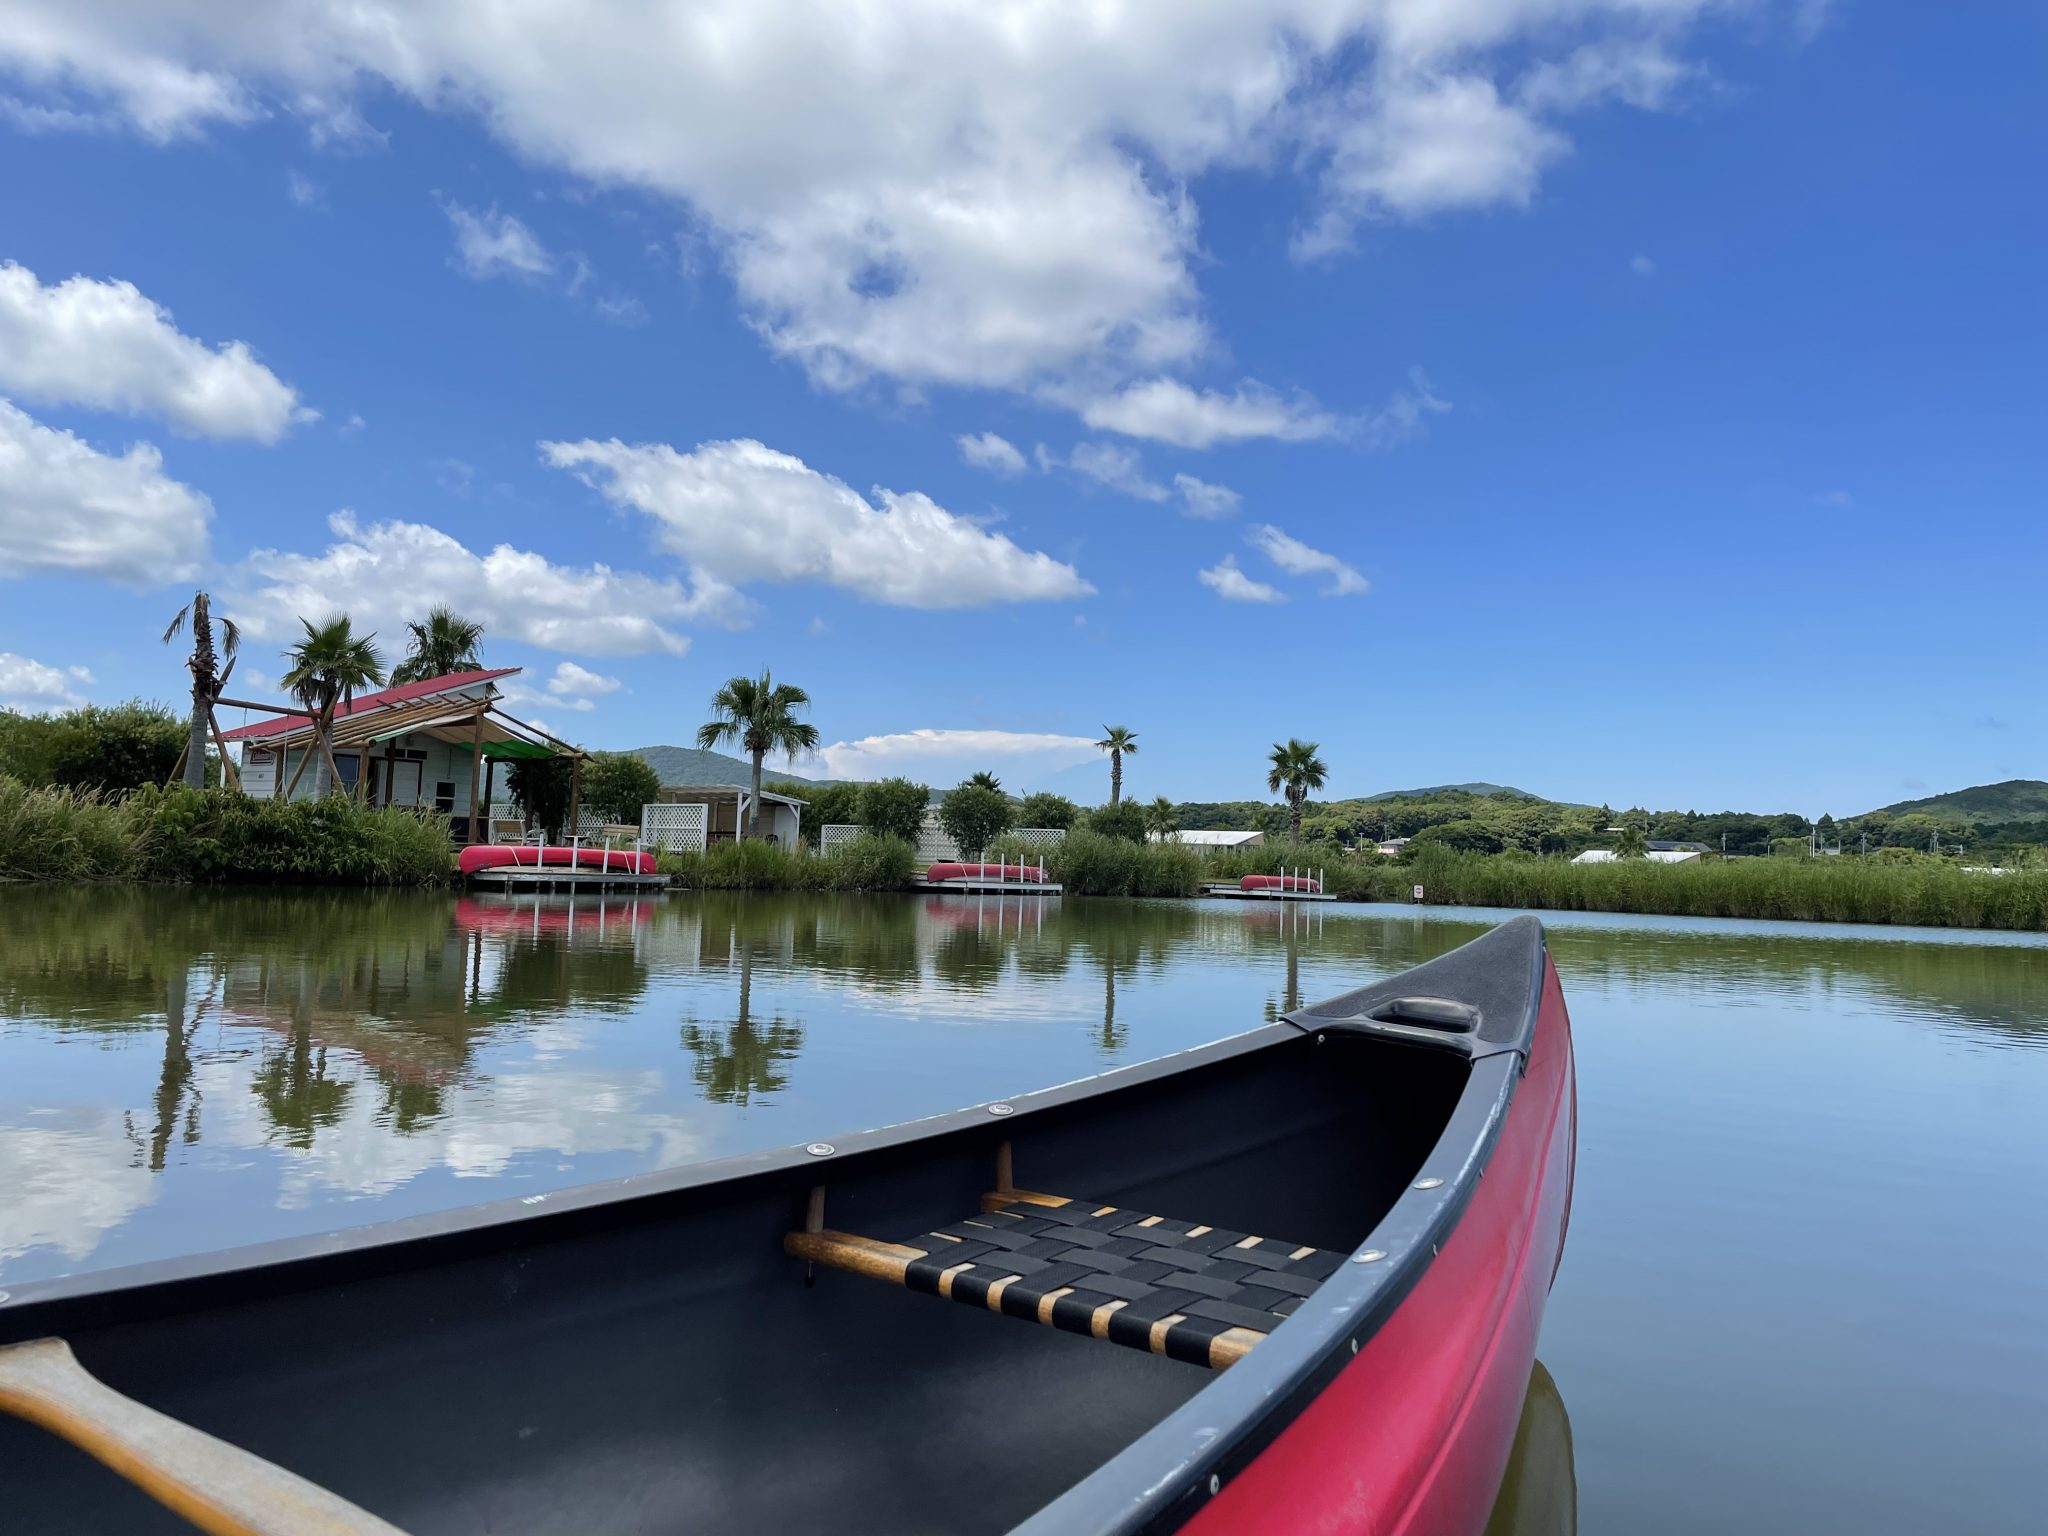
[
  {"left": 926, "top": 861, "right": 1047, "bottom": 883},
  {"left": 456, "top": 844, "right": 657, "bottom": 877}
]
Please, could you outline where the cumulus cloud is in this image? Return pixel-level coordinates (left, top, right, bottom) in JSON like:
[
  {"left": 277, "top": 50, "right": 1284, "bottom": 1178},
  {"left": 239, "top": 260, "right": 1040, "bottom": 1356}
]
[
  {"left": 542, "top": 436, "right": 1092, "bottom": 608},
  {"left": 442, "top": 201, "right": 555, "bottom": 280},
  {"left": 1248, "top": 523, "right": 1368, "bottom": 596},
  {"left": 1197, "top": 555, "right": 1285, "bottom": 604},
  {"left": 1079, "top": 378, "right": 1340, "bottom": 450},
  {"left": 502, "top": 660, "right": 623, "bottom": 713},
  {"left": 0, "top": 400, "right": 210, "bottom": 581},
  {"left": 1630, "top": 253, "right": 1656, "bottom": 276},
  {"left": 0, "top": 262, "right": 307, "bottom": 441},
  {"left": 957, "top": 431, "right": 1026, "bottom": 475},
  {"left": 0, "top": 651, "right": 93, "bottom": 711},
  {"left": 227, "top": 510, "right": 733, "bottom": 656},
  {"left": 1067, "top": 442, "right": 1167, "bottom": 502},
  {"left": 818, "top": 728, "right": 1100, "bottom": 787},
  {"left": 286, "top": 169, "right": 323, "bottom": 208},
  {"left": 0, "top": 2, "right": 1746, "bottom": 402},
  {"left": 1174, "top": 473, "right": 1240, "bottom": 520}
]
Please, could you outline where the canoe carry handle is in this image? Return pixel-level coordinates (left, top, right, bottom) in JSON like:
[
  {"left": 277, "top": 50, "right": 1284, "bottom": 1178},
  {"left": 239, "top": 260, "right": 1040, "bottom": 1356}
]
[{"left": 0, "top": 1337, "right": 407, "bottom": 1536}]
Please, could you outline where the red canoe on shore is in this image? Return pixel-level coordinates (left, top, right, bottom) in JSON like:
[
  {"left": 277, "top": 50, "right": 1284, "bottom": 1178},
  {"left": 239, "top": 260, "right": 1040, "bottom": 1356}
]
[
  {"left": 457, "top": 844, "right": 657, "bottom": 877},
  {"left": 1240, "top": 873, "right": 1321, "bottom": 894},
  {"left": 926, "top": 861, "right": 1047, "bottom": 883},
  {"left": 0, "top": 918, "right": 1574, "bottom": 1536}
]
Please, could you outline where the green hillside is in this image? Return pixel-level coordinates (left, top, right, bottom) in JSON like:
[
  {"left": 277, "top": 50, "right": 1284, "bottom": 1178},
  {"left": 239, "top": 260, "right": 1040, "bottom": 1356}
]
[
  {"left": 626, "top": 745, "right": 838, "bottom": 788},
  {"left": 1362, "top": 782, "right": 1549, "bottom": 804},
  {"left": 1866, "top": 780, "right": 2048, "bottom": 824}
]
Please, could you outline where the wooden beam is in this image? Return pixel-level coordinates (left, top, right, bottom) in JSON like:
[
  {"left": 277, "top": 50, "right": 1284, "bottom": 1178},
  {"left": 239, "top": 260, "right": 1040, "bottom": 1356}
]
[
  {"left": 467, "top": 707, "right": 485, "bottom": 845},
  {"left": 205, "top": 707, "right": 241, "bottom": 793},
  {"left": 0, "top": 1337, "right": 405, "bottom": 1536},
  {"left": 567, "top": 751, "right": 582, "bottom": 834},
  {"left": 280, "top": 742, "right": 314, "bottom": 801},
  {"left": 214, "top": 696, "right": 305, "bottom": 716}
]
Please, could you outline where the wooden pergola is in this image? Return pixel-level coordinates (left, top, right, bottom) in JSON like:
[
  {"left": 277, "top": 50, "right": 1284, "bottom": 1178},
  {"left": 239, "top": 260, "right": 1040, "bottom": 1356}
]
[{"left": 231, "top": 693, "right": 586, "bottom": 843}]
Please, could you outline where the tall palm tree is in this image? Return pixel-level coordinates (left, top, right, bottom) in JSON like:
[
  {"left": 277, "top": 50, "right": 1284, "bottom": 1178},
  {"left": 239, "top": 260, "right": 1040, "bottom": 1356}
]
[
  {"left": 390, "top": 606, "right": 485, "bottom": 685},
  {"left": 696, "top": 670, "right": 821, "bottom": 839},
  {"left": 1096, "top": 725, "right": 1138, "bottom": 805},
  {"left": 1266, "top": 738, "right": 1328, "bottom": 842},
  {"left": 280, "top": 615, "right": 386, "bottom": 797},
  {"left": 967, "top": 770, "right": 1002, "bottom": 792},
  {"left": 1144, "top": 795, "right": 1179, "bottom": 841},
  {"left": 161, "top": 590, "right": 239, "bottom": 789}
]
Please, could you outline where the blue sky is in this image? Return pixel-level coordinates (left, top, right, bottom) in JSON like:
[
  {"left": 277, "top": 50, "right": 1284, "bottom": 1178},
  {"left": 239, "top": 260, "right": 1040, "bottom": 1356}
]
[{"left": 0, "top": 2, "right": 2040, "bottom": 816}]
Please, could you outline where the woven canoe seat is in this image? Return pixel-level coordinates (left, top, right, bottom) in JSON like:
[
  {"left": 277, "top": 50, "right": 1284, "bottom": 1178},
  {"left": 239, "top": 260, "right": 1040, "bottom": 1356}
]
[{"left": 785, "top": 1190, "right": 1344, "bottom": 1370}]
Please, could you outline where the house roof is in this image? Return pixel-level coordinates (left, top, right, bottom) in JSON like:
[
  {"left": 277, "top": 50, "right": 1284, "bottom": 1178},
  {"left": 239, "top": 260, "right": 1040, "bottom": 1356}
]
[
  {"left": 1156, "top": 828, "right": 1264, "bottom": 846},
  {"left": 220, "top": 669, "right": 520, "bottom": 742}
]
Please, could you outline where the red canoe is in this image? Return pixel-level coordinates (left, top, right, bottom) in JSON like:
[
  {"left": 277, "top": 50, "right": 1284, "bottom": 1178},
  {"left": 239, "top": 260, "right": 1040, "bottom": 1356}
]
[
  {"left": 0, "top": 919, "right": 1573, "bottom": 1536},
  {"left": 1240, "top": 873, "right": 1321, "bottom": 893},
  {"left": 457, "top": 844, "right": 657, "bottom": 877},
  {"left": 926, "top": 861, "right": 1047, "bottom": 883}
]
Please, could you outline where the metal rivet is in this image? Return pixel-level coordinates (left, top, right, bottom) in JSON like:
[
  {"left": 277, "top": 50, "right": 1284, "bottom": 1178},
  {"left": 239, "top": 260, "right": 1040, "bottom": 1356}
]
[
  {"left": 1349, "top": 1338, "right": 1359, "bottom": 1355},
  {"left": 1352, "top": 1249, "right": 1386, "bottom": 1264},
  {"left": 1316, "top": 1033, "right": 1326, "bottom": 1044},
  {"left": 806, "top": 1142, "right": 836, "bottom": 1157},
  {"left": 1208, "top": 1474, "right": 1221, "bottom": 1496},
  {"left": 1413, "top": 1176, "right": 1444, "bottom": 1190},
  {"left": 988, "top": 1102, "right": 1015, "bottom": 1116}
]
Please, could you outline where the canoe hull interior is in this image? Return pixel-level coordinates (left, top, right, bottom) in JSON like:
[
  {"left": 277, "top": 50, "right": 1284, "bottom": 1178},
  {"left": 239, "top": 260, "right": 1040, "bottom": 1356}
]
[{"left": 0, "top": 918, "right": 1573, "bottom": 1536}]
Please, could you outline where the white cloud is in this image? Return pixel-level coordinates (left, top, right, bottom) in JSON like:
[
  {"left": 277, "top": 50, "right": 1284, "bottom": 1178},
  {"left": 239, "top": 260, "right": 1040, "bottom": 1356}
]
[
  {"left": 957, "top": 431, "right": 1026, "bottom": 475},
  {"left": 1197, "top": 555, "right": 1285, "bottom": 604},
  {"left": 1248, "top": 523, "right": 1368, "bottom": 596},
  {"left": 339, "top": 412, "right": 366, "bottom": 436},
  {"left": 0, "top": 651, "right": 93, "bottom": 711},
  {"left": 1356, "top": 368, "right": 1452, "bottom": 450},
  {"left": 818, "top": 728, "right": 1100, "bottom": 787},
  {"left": 1174, "top": 473, "right": 1240, "bottom": 520},
  {"left": 501, "top": 661, "right": 623, "bottom": 713},
  {"left": 1080, "top": 378, "right": 1339, "bottom": 450},
  {"left": 1630, "top": 253, "right": 1656, "bottom": 276},
  {"left": 0, "top": 399, "right": 210, "bottom": 581},
  {"left": 0, "top": 261, "right": 307, "bottom": 441},
  {"left": 1068, "top": 441, "right": 1167, "bottom": 502},
  {"left": 594, "top": 292, "right": 649, "bottom": 326},
  {"left": 0, "top": 2, "right": 1745, "bottom": 401},
  {"left": 442, "top": 201, "right": 555, "bottom": 280},
  {"left": 542, "top": 436, "right": 1092, "bottom": 608},
  {"left": 286, "top": 169, "right": 323, "bottom": 208},
  {"left": 1814, "top": 489, "right": 1852, "bottom": 508},
  {"left": 227, "top": 510, "right": 734, "bottom": 657}
]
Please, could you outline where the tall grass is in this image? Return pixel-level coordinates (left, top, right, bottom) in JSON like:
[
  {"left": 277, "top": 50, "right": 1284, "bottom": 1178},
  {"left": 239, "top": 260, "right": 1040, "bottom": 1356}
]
[
  {"left": 660, "top": 833, "right": 917, "bottom": 892},
  {"left": 1043, "top": 830, "right": 1205, "bottom": 897},
  {"left": 0, "top": 779, "right": 149, "bottom": 880}
]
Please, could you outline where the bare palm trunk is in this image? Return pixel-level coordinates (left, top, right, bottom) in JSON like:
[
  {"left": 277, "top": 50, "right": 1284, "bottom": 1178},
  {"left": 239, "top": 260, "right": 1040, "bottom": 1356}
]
[
  {"left": 747, "top": 750, "right": 765, "bottom": 839},
  {"left": 1110, "top": 751, "right": 1123, "bottom": 805},
  {"left": 185, "top": 674, "right": 209, "bottom": 789},
  {"left": 1289, "top": 789, "right": 1304, "bottom": 841}
]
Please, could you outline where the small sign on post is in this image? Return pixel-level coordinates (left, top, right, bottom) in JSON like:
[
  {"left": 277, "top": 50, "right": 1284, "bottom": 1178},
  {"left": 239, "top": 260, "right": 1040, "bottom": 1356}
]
[{"left": 1412, "top": 884, "right": 1425, "bottom": 903}]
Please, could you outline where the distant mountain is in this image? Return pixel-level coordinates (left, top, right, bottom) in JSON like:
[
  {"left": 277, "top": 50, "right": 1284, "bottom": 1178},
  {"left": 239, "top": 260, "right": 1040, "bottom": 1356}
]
[
  {"left": 1864, "top": 779, "right": 2048, "bottom": 824},
  {"left": 1362, "top": 782, "right": 1548, "bottom": 803},
  {"left": 626, "top": 745, "right": 840, "bottom": 789}
]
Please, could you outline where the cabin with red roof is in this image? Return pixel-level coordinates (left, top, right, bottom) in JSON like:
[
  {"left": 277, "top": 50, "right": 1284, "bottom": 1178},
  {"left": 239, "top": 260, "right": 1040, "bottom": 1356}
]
[{"left": 218, "top": 668, "right": 582, "bottom": 841}]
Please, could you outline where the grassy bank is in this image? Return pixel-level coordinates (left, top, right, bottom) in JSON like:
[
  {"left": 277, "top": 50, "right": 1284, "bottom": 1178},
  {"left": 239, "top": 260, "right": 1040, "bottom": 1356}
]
[
  {"left": 0, "top": 779, "right": 453, "bottom": 886},
  {"left": 659, "top": 834, "right": 918, "bottom": 892}
]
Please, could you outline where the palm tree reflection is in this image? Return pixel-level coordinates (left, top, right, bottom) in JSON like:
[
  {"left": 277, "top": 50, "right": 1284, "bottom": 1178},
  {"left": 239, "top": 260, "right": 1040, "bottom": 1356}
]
[{"left": 680, "top": 942, "right": 804, "bottom": 1106}]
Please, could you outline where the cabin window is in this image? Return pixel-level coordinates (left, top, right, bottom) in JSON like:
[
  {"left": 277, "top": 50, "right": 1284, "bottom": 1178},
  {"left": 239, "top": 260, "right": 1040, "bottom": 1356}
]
[
  {"left": 434, "top": 781, "right": 457, "bottom": 813},
  {"left": 334, "top": 753, "right": 360, "bottom": 791}
]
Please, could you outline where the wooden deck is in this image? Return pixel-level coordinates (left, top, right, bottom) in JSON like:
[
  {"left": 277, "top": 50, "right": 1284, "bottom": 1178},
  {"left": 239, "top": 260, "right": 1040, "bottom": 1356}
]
[
  {"left": 466, "top": 866, "right": 669, "bottom": 893},
  {"left": 1200, "top": 883, "right": 1336, "bottom": 903}
]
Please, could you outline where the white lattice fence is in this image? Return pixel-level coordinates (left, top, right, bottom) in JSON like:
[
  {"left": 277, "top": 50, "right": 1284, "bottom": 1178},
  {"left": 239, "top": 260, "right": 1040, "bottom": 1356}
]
[{"left": 642, "top": 802, "right": 709, "bottom": 852}]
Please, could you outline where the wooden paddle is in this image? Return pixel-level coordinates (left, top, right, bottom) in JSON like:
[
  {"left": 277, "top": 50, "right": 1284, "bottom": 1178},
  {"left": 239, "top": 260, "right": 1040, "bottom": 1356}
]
[{"left": 0, "top": 1337, "right": 406, "bottom": 1536}]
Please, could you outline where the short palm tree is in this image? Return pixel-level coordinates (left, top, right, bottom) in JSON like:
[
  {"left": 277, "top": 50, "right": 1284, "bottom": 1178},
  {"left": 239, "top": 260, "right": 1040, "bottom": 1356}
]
[
  {"left": 1144, "top": 795, "right": 1179, "bottom": 841},
  {"left": 161, "top": 590, "right": 240, "bottom": 789},
  {"left": 390, "top": 607, "right": 485, "bottom": 685},
  {"left": 697, "top": 670, "right": 821, "bottom": 839},
  {"left": 967, "top": 770, "right": 1002, "bottom": 792},
  {"left": 1266, "top": 738, "right": 1328, "bottom": 842},
  {"left": 280, "top": 615, "right": 386, "bottom": 797},
  {"left": 1614, "top": 823, "right": 1650, "bottom": 859},
  {"left": 1096, "top": 725, "right": 1138, "bottom": 805}
]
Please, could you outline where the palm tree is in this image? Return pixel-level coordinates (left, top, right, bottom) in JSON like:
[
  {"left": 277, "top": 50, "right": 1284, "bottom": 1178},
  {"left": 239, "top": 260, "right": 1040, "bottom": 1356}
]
[
  {"left": 1144, "top": 795, "right": 1179, "bottom": 841},
  {"left": 161, "top": 590, "right": 239, "bottom": 789},
  {"left": 1096, "top": 725, "right": 1138, "bottom": 805},
  {"left": 280, "top": 615, "right": 386, "bottom": 798},
  {"left": 696, "top": 670, "right": 821, "bottom": 839},
  {"left": 390, "top": 606, "right": 485, "bottom": 685},
  {"left": 1266, "top": 738, "right": 1328, "bottom": 842},
  {"left": 967, "top": 770, "right": 1002, "bottom": 792},
  {"left": 1614, "top": 823, "right": 1650, "bottom": 859}
]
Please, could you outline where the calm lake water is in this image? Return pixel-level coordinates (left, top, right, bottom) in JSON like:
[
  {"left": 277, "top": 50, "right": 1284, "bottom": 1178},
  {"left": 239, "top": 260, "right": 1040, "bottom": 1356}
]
[{"left": 3, "top": 885, "right": 2044, "bottom": 1533}]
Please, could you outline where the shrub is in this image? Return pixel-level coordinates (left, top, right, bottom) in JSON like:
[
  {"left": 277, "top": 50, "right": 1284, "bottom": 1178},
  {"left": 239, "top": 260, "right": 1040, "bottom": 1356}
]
[
  {"left": 1017, "top": 792, "right": 1079, "bottom": 831},
  {"left": 138, "top": 786, "right": 452, "bottom": 886},
  {"left": 1086, "top": 801, "right": 1148, "bottom": 844},
  {"left": 1046, "top": 829, "right": 1203, "bottom": 896},
  {"left": 767, "top": 779, "right": 862, "bottom": 845},
  {"left": 660, "top": 832, "right": 915, "bottom": 892},
  {"left": 583, "top": 752, "right": 662, "bottom": 825},
  {"left": 0, "top": 700, "right": 189, "bottom": 792},
  {"left": 507, "top": 757, "right": 577, "bottom": 837},
  {"left": 822, "top": 833, "right": 917, "bottom": 891},
  {"left": 1410, "top": 818, "right": 1504, "bottom": 855},
  {"left": 859, "top": 776, "right": 930, "bottom": 843},
  {"left": 938, "top": 782, "right": 1014, "bottom": 856}
]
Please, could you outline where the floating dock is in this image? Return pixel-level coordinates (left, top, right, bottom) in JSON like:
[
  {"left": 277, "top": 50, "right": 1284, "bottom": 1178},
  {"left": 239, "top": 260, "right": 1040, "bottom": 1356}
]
[
  {"left": 1200, "top": 883, "right": 1335, "bottom": 903},
  {"left": 466, "top": 866, "right": 668, "bottom": 893},
  {"left": 917, "top": 878, "right": 1063, "bottom": 896}
]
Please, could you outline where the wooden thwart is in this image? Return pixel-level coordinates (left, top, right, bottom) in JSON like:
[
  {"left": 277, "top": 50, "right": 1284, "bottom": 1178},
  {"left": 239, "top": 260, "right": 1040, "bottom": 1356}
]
[
  {"left": 785, "top": 1187, "right": 1277, "bottom": 1371},
  {"left": 0, "top": 1337, "right": 404, "bottom": 1536}
]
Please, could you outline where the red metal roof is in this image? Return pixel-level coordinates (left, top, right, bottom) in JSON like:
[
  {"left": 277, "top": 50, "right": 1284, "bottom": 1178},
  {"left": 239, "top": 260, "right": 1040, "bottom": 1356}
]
[{"left": 219, "top": 668, "right": 520, "bottom": 742}]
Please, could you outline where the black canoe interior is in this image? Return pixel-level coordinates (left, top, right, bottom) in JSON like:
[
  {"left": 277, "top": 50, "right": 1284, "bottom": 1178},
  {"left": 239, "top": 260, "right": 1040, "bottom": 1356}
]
[{"left": 3, "top": 1028, "right": 1469, "bottom": 1536}]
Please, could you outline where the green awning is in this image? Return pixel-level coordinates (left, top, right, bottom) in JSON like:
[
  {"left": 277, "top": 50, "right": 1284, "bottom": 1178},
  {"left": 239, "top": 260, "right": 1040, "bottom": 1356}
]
[{"left": 476, "top": 739, "right": 560, "bottom": 760}]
